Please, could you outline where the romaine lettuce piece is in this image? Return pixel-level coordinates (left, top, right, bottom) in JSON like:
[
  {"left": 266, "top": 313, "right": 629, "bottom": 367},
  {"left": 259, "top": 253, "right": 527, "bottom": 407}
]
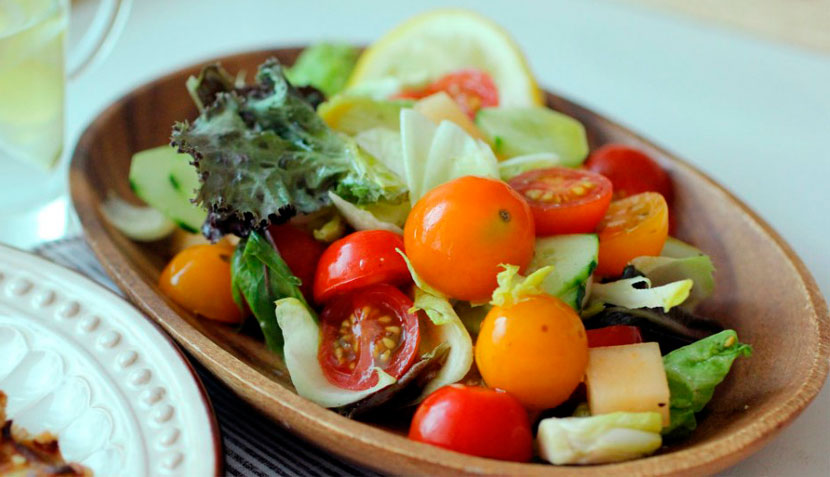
[
  {"left": 275, "top": 298, "right": 396, "bottom": 408},
  {"left": 630, "top": 254, "right": 715, "bottom": 310},
  {"left": 497, "top": 153, "right": 560, "bottom": 180},
  {"left": 663, "top": 330, "right": 752, "bottom": 438},
  {"left": 328, "top": 191, "right": 402, "bottom": 234},
  {"left": 355, "top": 128, "right": 405, "bottom": 178},
  {"left": 286, "top": 43, "right": 358, "bottom": 97},
  {"left": 537, "top": 412, "right": 663, "bottom": 464},
  {"left": 400, "top": 109, "right": 499, "bottom": 206},
  {"left": 661, "top": 236, "right": 704, "bottom": 259},
  {"left": 490, "top": 264, "right": 554, "bottom": 307},
  {"left": 589, "top": 277, "right": 692, "bottom": 312}
]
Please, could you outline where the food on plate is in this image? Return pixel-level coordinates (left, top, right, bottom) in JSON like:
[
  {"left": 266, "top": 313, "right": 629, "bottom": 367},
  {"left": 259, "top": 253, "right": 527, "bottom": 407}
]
[
  {"left": 0, "top": 392, "right": 92, "bottom": 476},
  {"left": 114, "top": 9, "right": 751, "bottom": 466}
]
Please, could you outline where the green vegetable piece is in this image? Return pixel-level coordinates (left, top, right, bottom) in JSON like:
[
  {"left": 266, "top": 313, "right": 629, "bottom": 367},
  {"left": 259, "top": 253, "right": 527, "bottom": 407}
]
[
  {"left": 490, "top": 264, "right": 553, "bottom": 308},
  {"left": 172, "top": 59, "right": 406, "bottom": 240},
  {"left": 313, "top": 213, "right": 346, "bottom": 242},
  {"left": 661, "top": 237, "right": 705, "bottom": 259},
  {"left": 328, "top": 191, "right": 402, "bottom": 234},
  {"left": 662, "top": 330, "right": 752, "bottom": 438},
  {"left": 276, "top": 297, "right": 396, "bottom": 407},
  {"left": 230, "top": 231, "right": 308, "bottom": 352},
  {"left": 527, "top": 234, "right": 598, "bottom": 310},
  {"left": 631, "top": 254, "right": 715, "bottom": 310},
  {"left": 475, "top": 107, "right": 589, "bottom": 166},
  {"left": 319, "top": 95, "right": 412, "bottom": 135},
  {"left": 128, "top": 145, "right": 205, "bottom": 234},
  {"left": 497, "top": 152, "right": 560, "bottom": 180},
  {"left": 537, "top": 412, "right": 663, "bottom": 465},
  {"left": 589, "top": 276, "right": 692, "bottom": 312},
  {"left": 285, "top": 43, "right": 359, "bottom": 97}
]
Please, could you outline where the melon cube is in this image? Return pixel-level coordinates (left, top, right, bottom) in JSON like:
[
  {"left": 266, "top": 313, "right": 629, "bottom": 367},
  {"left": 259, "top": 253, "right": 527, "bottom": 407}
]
[{"left": 585, "top": 342, "right": 670, "bottom": 426}]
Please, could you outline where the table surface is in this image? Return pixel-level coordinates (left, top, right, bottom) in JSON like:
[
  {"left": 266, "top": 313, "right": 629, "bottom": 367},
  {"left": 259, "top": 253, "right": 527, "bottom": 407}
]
[{"left": 15, "top": 0, "right": 830, "bottom": 475}]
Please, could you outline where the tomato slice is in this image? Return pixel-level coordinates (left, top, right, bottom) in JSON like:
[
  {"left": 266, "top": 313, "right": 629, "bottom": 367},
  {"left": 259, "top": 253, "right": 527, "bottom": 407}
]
[
  {"left": 313, "top": 230, "right": 411, "bottom": 303},
  {"left": 586, "top": 325, "right": 643, "bottom": 348},
  {"left": 585, "top": 144, "right": 673, "bottom": 203},
  {"left": 596, "top": 192, "right": 669, "bottom": 277},
  {"left": 267, "top": 224, "right": 325, "bottom": 301},
  {"left": 409, "top": 384, "right": 533, "bottom": 462},
  {"left": 508, "top": 167, "right": 613, "bottom": 236},
  {"left": 319, "top": 284, "right": 420, "bottom": 390},
  {"left": 396, "top": 69, "right": 499, "bottom": 118}
]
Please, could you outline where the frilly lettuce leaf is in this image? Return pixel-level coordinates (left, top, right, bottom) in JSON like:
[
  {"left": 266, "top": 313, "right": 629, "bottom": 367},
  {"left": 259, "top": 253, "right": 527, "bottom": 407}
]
[
  {"left": 172, "top": 59, "right": 406, "bottom": 240},
  {"left": 589, "top": 277, "right": 692, "bottom": 312},
  {"left": 490, "top": 264, "right": 554, "bottom": 307},
  {"left": 328, "top": 191, "right": 402, "bottom": 234},
  {"left": 275, "top": 297, "right": 396, "bottom": 408},
  {"left": 663, "top": 330, "right": 752, "bottom": 438},
  {"left": 537, "top": 412, "right": 663, "bottom": 465}
]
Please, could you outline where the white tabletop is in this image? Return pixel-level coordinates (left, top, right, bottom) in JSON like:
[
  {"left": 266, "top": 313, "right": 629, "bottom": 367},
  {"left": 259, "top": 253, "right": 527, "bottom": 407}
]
[{"left": 54, "top": 0, "right": 830, "bottom": 475}]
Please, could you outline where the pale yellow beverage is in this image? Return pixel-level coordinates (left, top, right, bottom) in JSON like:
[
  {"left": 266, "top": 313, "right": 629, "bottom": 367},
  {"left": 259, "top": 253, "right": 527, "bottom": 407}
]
[{"left": 0, "top": 0, "right": 67, "bottom": 170}]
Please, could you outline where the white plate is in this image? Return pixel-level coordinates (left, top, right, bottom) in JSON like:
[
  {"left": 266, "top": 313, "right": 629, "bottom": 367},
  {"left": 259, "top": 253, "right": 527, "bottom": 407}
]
[{"left": 0, "top": 244, "right": 220, "bottom": 476}]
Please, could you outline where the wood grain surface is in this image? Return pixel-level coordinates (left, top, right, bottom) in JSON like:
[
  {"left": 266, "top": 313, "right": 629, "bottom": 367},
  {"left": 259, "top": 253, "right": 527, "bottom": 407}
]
[{"left": 69, "top": 48, "right": 830, "bottom": 476}]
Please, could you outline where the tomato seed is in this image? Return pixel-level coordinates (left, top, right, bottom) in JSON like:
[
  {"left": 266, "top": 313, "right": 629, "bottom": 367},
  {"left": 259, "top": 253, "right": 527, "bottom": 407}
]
[
  {"left": 349, "top": 362, "right": 355, "bottom": 370},
  {"left": 382, "top": 337, "right": 396, "bottom": 349},
  {"left": 378, "top": 315, "right": 392, "bottom": 324},
  {"left": 379, "top": 350, "right": 391, "bottom": 362},
  {"left": 385, "top": 326, "right": 400, "bottom": 334}
]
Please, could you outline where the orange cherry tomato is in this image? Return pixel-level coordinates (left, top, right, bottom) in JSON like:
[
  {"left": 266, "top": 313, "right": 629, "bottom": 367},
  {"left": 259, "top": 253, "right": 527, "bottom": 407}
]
[
  {"left": 159, "top": 243, "right": 244, "bottom": 323},
  {"left": 508, "top": 167, "right": 613, "bottom": 236},
  {"left": 476, "top": 295, "right": 588, "bottom": 410},
  {"left": 404, "top": 176, "right": 535, "bottom": 302},
  {"left": 596, "top": 192, "right": 669, "bottom": 277},
  {"left": 396, "top": 69, "right": 499, "bottom": 118}
]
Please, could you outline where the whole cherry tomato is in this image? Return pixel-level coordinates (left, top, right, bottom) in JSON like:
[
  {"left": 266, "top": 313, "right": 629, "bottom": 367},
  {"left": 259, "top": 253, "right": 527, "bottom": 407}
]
[
  {"left": 596, "top": 192, "right": 669, "bottom": 277},
  {"left": 476, "top": 295, "right": 588, "bottom": 410},
  {"left": 409, "top": 384, "right": 533, "bottom": 462},
  {"left": 397, "top": 69, "right": 499, "bottom": 118},
  {"left": 586, "top": 325, "right": 643, "bottom": 348},
  {"left": 313, "top": 230, "right": 411, "bottom": 303},
  {"left": 319, "top": 284, "right": 420, "bottom": 390},
  {"left": 404, "top": 176, "right": 535, "bottom": 302},
  {"left": 585, "top": 144, "right": 673, "bottom": 203},
  {"left": 267, "top": 223, "right": 324, "bottom": 301},
  {"left": 508, "top": 167, "right": 613, "bottom": 236},
  {"left": 159, "top": 243, "right": 244, "bottom": 323}
]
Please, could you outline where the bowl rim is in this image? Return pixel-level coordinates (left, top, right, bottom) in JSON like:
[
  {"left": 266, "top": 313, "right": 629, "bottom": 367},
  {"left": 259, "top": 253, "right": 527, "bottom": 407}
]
[{"left": 68, "top": 47, "right": 830, "bottom": 476}]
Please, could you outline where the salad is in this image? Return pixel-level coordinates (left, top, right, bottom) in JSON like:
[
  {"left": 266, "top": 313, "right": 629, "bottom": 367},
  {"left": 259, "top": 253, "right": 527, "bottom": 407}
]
[{"left": 103, "top": 10, "right": 751, "bottom": 465}]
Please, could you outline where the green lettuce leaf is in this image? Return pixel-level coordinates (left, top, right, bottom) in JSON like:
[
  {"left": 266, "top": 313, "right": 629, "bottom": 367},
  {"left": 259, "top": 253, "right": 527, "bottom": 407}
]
[
  {"left": 537, "top": 412, "right": 663, "bottom": 464},
  {"left": 230, "top": 230, "right": 307, "bottom": 352},
  {"left": 630, "top": 255, "right": 715, "bottom": 310},
  {"left": 662, "top": 330, "right": 752, "bottom": 438},
  {"left": 497, "top": 152, "right": 560, "bottom": 180},
  {"left": 275, "top": 297, "right": 396, "bottom": 407},
  {"left": 172, "top": 59, "right": 406, "bottom": 239},
  {"left": 490, "top": 264, "right": 554, "bottom": 307},
  {"left": 589, "top": 276, "right": 692, "bottom": 312},
  {"left": 328, "top": 191, "right": 402, "bottom": 234},
  {"left": 285, "top": 43, "right": 358, "bottom": 97}
]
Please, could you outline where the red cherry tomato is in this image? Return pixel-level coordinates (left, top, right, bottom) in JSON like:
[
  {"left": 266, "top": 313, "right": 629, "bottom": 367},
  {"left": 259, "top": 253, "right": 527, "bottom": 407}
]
[
  {"left": 313, "top": 230, "right": 411, "bottom": 303},
  {"left": 267, "top": 224, "right": 325, "bottom": 301},
  {"left": 585, "top": 144, "right": 673, "bottom": 203},
  {"left": 397, "top": 69, "right": 499, "bottom": 118},
  {"left": 508, "top": 167, "right": 613, "bottom": 236},
  {"left": 586, "top": 325, "right": 643, "bottom": 348},
  {"left": 409, "top": 384, "right": 533, "bottom": 462},
  {"left": 319, "top": 284, "right": 420, "bottom": 390}
]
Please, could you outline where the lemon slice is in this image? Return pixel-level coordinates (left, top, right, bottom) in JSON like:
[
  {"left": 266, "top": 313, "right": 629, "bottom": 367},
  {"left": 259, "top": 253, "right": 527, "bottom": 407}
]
[{"left": 348, "top": 9, "right": 543, "bottom": 107}]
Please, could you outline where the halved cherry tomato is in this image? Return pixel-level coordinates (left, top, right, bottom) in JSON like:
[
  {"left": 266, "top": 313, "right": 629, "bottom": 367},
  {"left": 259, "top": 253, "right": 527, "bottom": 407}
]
[
  {"left": 313, "top": 230, "right": 411, "bottom": 303},
  {"left": 508, "top": 167, "right": 613, "bottom": 236},
  {"left": 596, "top": 192, "right": 669, "bottom": 277},
  {"left": 585, "top": 144, "right": 673, "bottom": 203},
  {"left": 159, "top": 243, "right": 244, "bottom": 323},
  {"left": 267, "top": 224, "right": 325, "bottom": 301},
  {"left": 404, "top": 176, "right": 535, "bottom": 302},
  {"left": 476, "top": 295, "right": 588, "bottom": 410},
  {"left": 586, "top": 325, "right": 643, "bottom": 348},
  {"left": 319, "top": 284, "right": 420, "bottom": 390},
  {"left": 396, "top": 69, "right": 499, "bottom": 118},
  {"left": 409, "top": 384, "right": 533, "bottom": 462}
]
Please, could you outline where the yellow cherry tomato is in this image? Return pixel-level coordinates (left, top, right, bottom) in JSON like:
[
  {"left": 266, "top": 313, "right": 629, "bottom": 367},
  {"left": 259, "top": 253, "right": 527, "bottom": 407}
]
[
  {"left": 475, "top": 295, "right": 588, "bottom": 410},
  {"left": 159, "top": 243, "right": 244, "bottom": 323}
]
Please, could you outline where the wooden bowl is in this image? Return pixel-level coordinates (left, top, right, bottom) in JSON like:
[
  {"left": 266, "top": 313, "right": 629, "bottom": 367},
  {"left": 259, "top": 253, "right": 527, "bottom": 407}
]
[{"left": 69, "top": 48, "right": 830, "bottom": 476}]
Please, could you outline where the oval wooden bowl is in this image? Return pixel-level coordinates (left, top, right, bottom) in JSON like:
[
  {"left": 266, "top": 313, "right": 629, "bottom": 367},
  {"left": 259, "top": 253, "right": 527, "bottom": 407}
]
[{"left": 69, "top": 48, "right": 829, "bottom": 476}]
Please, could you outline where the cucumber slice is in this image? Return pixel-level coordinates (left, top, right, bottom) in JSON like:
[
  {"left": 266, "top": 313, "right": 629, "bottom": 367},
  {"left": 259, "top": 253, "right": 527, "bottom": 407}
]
[
  {"left": 128, "top": 145, "right": 206, "bottom": 233},
  {"left": 100, "top": 194, "right": 176, "bottom": 241},
  {"left": 497, "top": 153, "right": 560, "bottom": 180},
  {"left": 528, "top": 234, "right": 599, "bottom": 309},
  {"left": 475, "top": 107, "right": 589, "bottom": 167}
]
